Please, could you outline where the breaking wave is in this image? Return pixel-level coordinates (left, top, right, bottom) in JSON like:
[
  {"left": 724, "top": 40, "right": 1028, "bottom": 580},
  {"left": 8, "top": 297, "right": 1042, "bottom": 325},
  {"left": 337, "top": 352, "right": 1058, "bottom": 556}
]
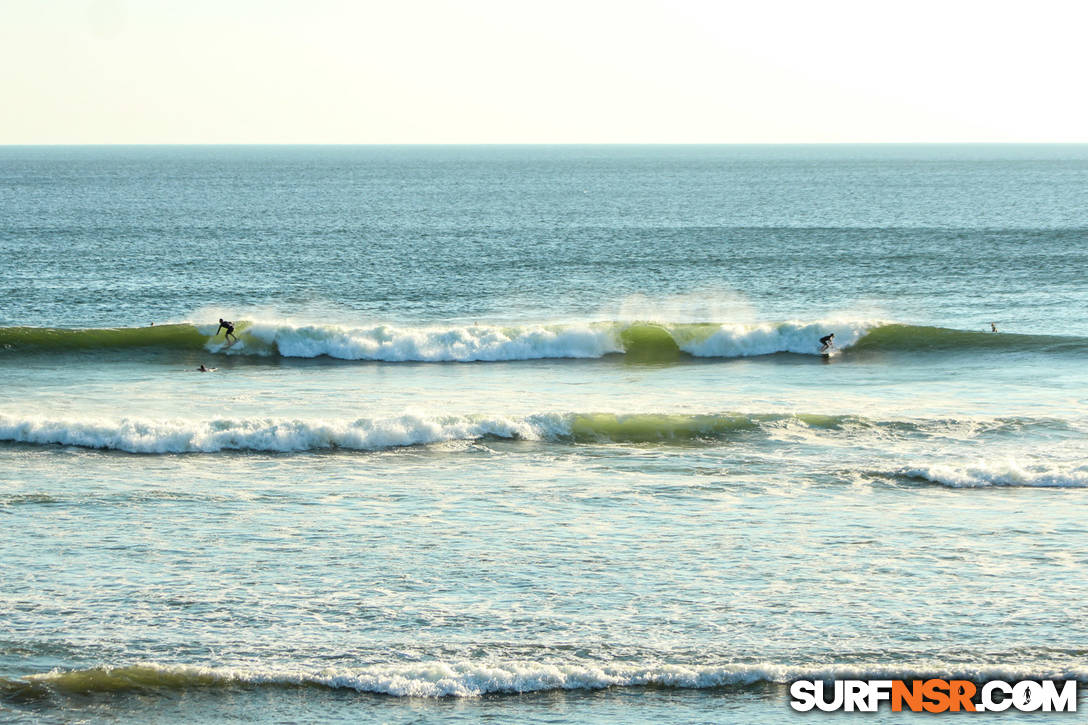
[
  {"left": 0, "top": 411, "right": 1062, "bottom": 454},
  {"left": 0, "top": 411, "right": 807, "bottom": 453},
  {"left": 4, "top": 661, "right": 1084, "bottom": 699},
  {"left": 3, "top": 320, "right": 1080, "bottom": 362},
  {"left": 896, "top": 460, "right": 1088, "bottom": 488}
]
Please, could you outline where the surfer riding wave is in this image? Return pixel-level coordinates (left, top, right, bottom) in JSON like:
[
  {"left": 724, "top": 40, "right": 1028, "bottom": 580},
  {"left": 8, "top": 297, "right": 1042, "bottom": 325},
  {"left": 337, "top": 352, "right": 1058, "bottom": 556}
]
[{"left": 217, "top": 318, "right": 237, "bottom": 345}]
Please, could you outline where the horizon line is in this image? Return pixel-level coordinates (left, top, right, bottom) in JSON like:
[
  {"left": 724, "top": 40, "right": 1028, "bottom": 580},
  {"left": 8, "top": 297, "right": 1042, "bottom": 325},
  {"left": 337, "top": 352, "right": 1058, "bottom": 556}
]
[{"left": 4, "top": 141, "right": 1088, "bottom": 148}]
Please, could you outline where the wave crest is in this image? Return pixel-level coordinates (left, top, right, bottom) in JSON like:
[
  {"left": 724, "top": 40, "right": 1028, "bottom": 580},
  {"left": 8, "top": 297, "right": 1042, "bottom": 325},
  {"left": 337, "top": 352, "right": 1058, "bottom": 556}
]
[
  {"left": 0, "top": 412, "right": 553, "bottom": 454},
  {"left": 11, "top": 661, "right": 1085, "bottom": 698},
  {"left": 0, "top": 411, "right": 864, "bottom": 453},
  {"left": 245, "top": 321, "right": 620, "bottom": 361},
  {"left": 0, "top": 412, "right": 1067, "bottom": 454},
  {"left": 898, "top": 460, "right": 1088, "bottom": 488},
  {"left": 4, "top": 319, "right": 1084, "bottom": 361}
]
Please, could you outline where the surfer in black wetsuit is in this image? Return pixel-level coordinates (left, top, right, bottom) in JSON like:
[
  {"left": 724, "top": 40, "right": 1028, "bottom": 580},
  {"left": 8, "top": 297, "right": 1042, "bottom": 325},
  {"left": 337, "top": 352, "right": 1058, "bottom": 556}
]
[
  {"left": 818, "top": 333, "right": 835, "bottom": 353},
  {"left": 216, "top": 318, "right": 237, "bottom": 344},
  {"left": 991, "top": 322, "right": 997, "bottom": 333}
]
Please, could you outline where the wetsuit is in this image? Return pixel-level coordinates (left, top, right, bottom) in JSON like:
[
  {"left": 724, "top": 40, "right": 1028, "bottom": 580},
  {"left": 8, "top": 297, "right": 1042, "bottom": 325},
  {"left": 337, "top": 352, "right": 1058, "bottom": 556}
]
[
  {"left": 819, "top": 334, "right": 834, "bottom": 352},
  {"left": 218, "top": 320, "right": 236, "bottom": 341}
]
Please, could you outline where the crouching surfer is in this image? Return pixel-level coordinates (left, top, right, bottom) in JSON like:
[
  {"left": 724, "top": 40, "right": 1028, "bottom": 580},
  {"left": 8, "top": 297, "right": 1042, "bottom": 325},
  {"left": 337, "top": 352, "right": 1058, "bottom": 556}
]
[
  {"left": 818, "top": 333, "right": 835, "bottom": 354},
  {"left": 216, "top": 318, "right": 237, "bottom": 345}
]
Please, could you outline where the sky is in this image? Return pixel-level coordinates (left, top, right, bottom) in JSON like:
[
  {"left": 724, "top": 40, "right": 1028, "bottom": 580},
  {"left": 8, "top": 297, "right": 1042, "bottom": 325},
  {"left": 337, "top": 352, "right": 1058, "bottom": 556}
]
[{"left": 2, "top": 0, "right": 1087, "bottom": 144}]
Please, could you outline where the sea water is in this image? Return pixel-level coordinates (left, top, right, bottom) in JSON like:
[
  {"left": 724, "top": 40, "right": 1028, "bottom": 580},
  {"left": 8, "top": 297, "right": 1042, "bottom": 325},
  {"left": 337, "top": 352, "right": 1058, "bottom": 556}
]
[{"left": 1, "top": 145, "right": 1086, "bottom": 723}]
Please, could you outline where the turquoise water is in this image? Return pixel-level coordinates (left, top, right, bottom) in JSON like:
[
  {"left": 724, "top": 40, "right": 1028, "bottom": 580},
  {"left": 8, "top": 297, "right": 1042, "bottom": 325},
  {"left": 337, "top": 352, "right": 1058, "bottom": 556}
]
[{"left": 2, "top": 146, "right": 1087, "bottom": 722}]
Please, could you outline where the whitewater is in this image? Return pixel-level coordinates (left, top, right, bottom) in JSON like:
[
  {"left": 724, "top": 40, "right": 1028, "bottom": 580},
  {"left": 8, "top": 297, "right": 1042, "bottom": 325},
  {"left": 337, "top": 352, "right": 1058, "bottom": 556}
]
[
  {"left": 12, "top": 660, "right": 1088, "bottom": 699},
  {"left": 1, "top": 318, "right": 879, "bottom": 360},
  {"left": 5, "top": 317, "right": 1086, "bottom": 362}
]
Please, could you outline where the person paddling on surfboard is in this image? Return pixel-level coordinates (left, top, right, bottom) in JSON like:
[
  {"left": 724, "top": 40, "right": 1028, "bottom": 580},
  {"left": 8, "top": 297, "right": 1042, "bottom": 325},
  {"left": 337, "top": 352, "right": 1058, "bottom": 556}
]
[
  {"left": 216, "top": 318, "right": 237, "bottom": 344},
  {"left": 818, "top": 333, "right": 835, "bottom": 353}
]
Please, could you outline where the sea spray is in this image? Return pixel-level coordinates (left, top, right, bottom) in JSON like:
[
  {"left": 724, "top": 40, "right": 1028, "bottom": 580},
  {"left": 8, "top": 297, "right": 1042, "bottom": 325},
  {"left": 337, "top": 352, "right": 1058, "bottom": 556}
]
[{"left": 4, "top": 320, "right": 1085, "bottom": 360}]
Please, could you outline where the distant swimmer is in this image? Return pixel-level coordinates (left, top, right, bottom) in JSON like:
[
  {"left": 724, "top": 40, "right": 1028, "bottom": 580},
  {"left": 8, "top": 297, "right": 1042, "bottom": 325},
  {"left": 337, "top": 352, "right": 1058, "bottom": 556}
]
[
  {"left": 216, "top": 318, "right": 237, "bottom": 344},
  {"left": 818, "top": 333, "right": 835, "bottom": 353},
  {"left": 991, "top": 322, "right": 997, "bottom": 332},
  {"left": 197, "top": 364, "right": 216, "bottom": 372}
]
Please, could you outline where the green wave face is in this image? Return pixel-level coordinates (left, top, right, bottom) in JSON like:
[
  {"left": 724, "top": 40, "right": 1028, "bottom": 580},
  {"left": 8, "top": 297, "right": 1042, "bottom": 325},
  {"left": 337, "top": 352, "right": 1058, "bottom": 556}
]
[
  {"left": 618, "top": 323, "right": 684, "bottom": 361},
  {"left": 21, "top": 665, "right": 222, "bottom": 694},
  {"left": 566, "top": 413, "right": 919, "bottom": 443},
  {"left": 0, "top": 324, "right": 210, "bottom": 351},
  {"left": 570, "top": 413, "right": 765, "bottom": 442},
  {"left": 0, "top": 321, "right": 1084, "bottom": 359},
  {"left": 852, "top": 324, "right": 1087, "bottom": 353}
]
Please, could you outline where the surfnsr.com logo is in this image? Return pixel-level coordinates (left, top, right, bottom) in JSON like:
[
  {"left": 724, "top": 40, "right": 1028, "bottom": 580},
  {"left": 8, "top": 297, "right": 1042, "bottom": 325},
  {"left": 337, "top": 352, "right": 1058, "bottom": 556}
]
[{"left": 789, "top": 679, "right": 1078, "bottom": 713}]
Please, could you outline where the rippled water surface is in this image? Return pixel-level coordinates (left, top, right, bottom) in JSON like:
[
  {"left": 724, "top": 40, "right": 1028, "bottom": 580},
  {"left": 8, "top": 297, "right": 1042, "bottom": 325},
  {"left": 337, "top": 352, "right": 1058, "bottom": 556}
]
[{"left": 2, "top": 145, "right": 1087, "bottom": 722}]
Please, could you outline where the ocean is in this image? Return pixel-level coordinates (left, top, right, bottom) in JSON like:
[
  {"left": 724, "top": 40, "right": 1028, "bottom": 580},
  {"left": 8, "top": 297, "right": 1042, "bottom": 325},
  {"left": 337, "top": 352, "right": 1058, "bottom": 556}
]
[{"left": 1, "top": 145, "right": 1086, "bottom": 723}]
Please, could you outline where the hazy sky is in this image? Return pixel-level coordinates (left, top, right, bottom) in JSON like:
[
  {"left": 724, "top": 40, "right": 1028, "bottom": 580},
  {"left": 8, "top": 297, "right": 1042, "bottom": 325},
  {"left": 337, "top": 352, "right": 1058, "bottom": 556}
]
[{"left": 3, "top": 0, "right": 1086, "bottom": 144}]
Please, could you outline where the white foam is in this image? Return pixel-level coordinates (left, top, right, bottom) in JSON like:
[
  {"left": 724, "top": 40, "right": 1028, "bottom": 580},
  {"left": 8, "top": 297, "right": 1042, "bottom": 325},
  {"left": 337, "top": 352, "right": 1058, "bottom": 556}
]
[
  {"left": 0, "top": 413, "right": 569, "bottom": 454},
  {"left": 28, "top": 660, "right": 1087, "bottom": 697},
  {"left": 901, "top": 459, "right": 1088, "bottom": 488},
  {"left": 677, "top": 320, "right": 880, "bottom": 358},
  {"left": 240, "top": 322, "right": 622, "bottom": 361},
  {"left": 2, "top": 411, "right": 1063, "bottom": 455},
  {"left": 197, "top": 318, "right": 884, "bottom": 361}
]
